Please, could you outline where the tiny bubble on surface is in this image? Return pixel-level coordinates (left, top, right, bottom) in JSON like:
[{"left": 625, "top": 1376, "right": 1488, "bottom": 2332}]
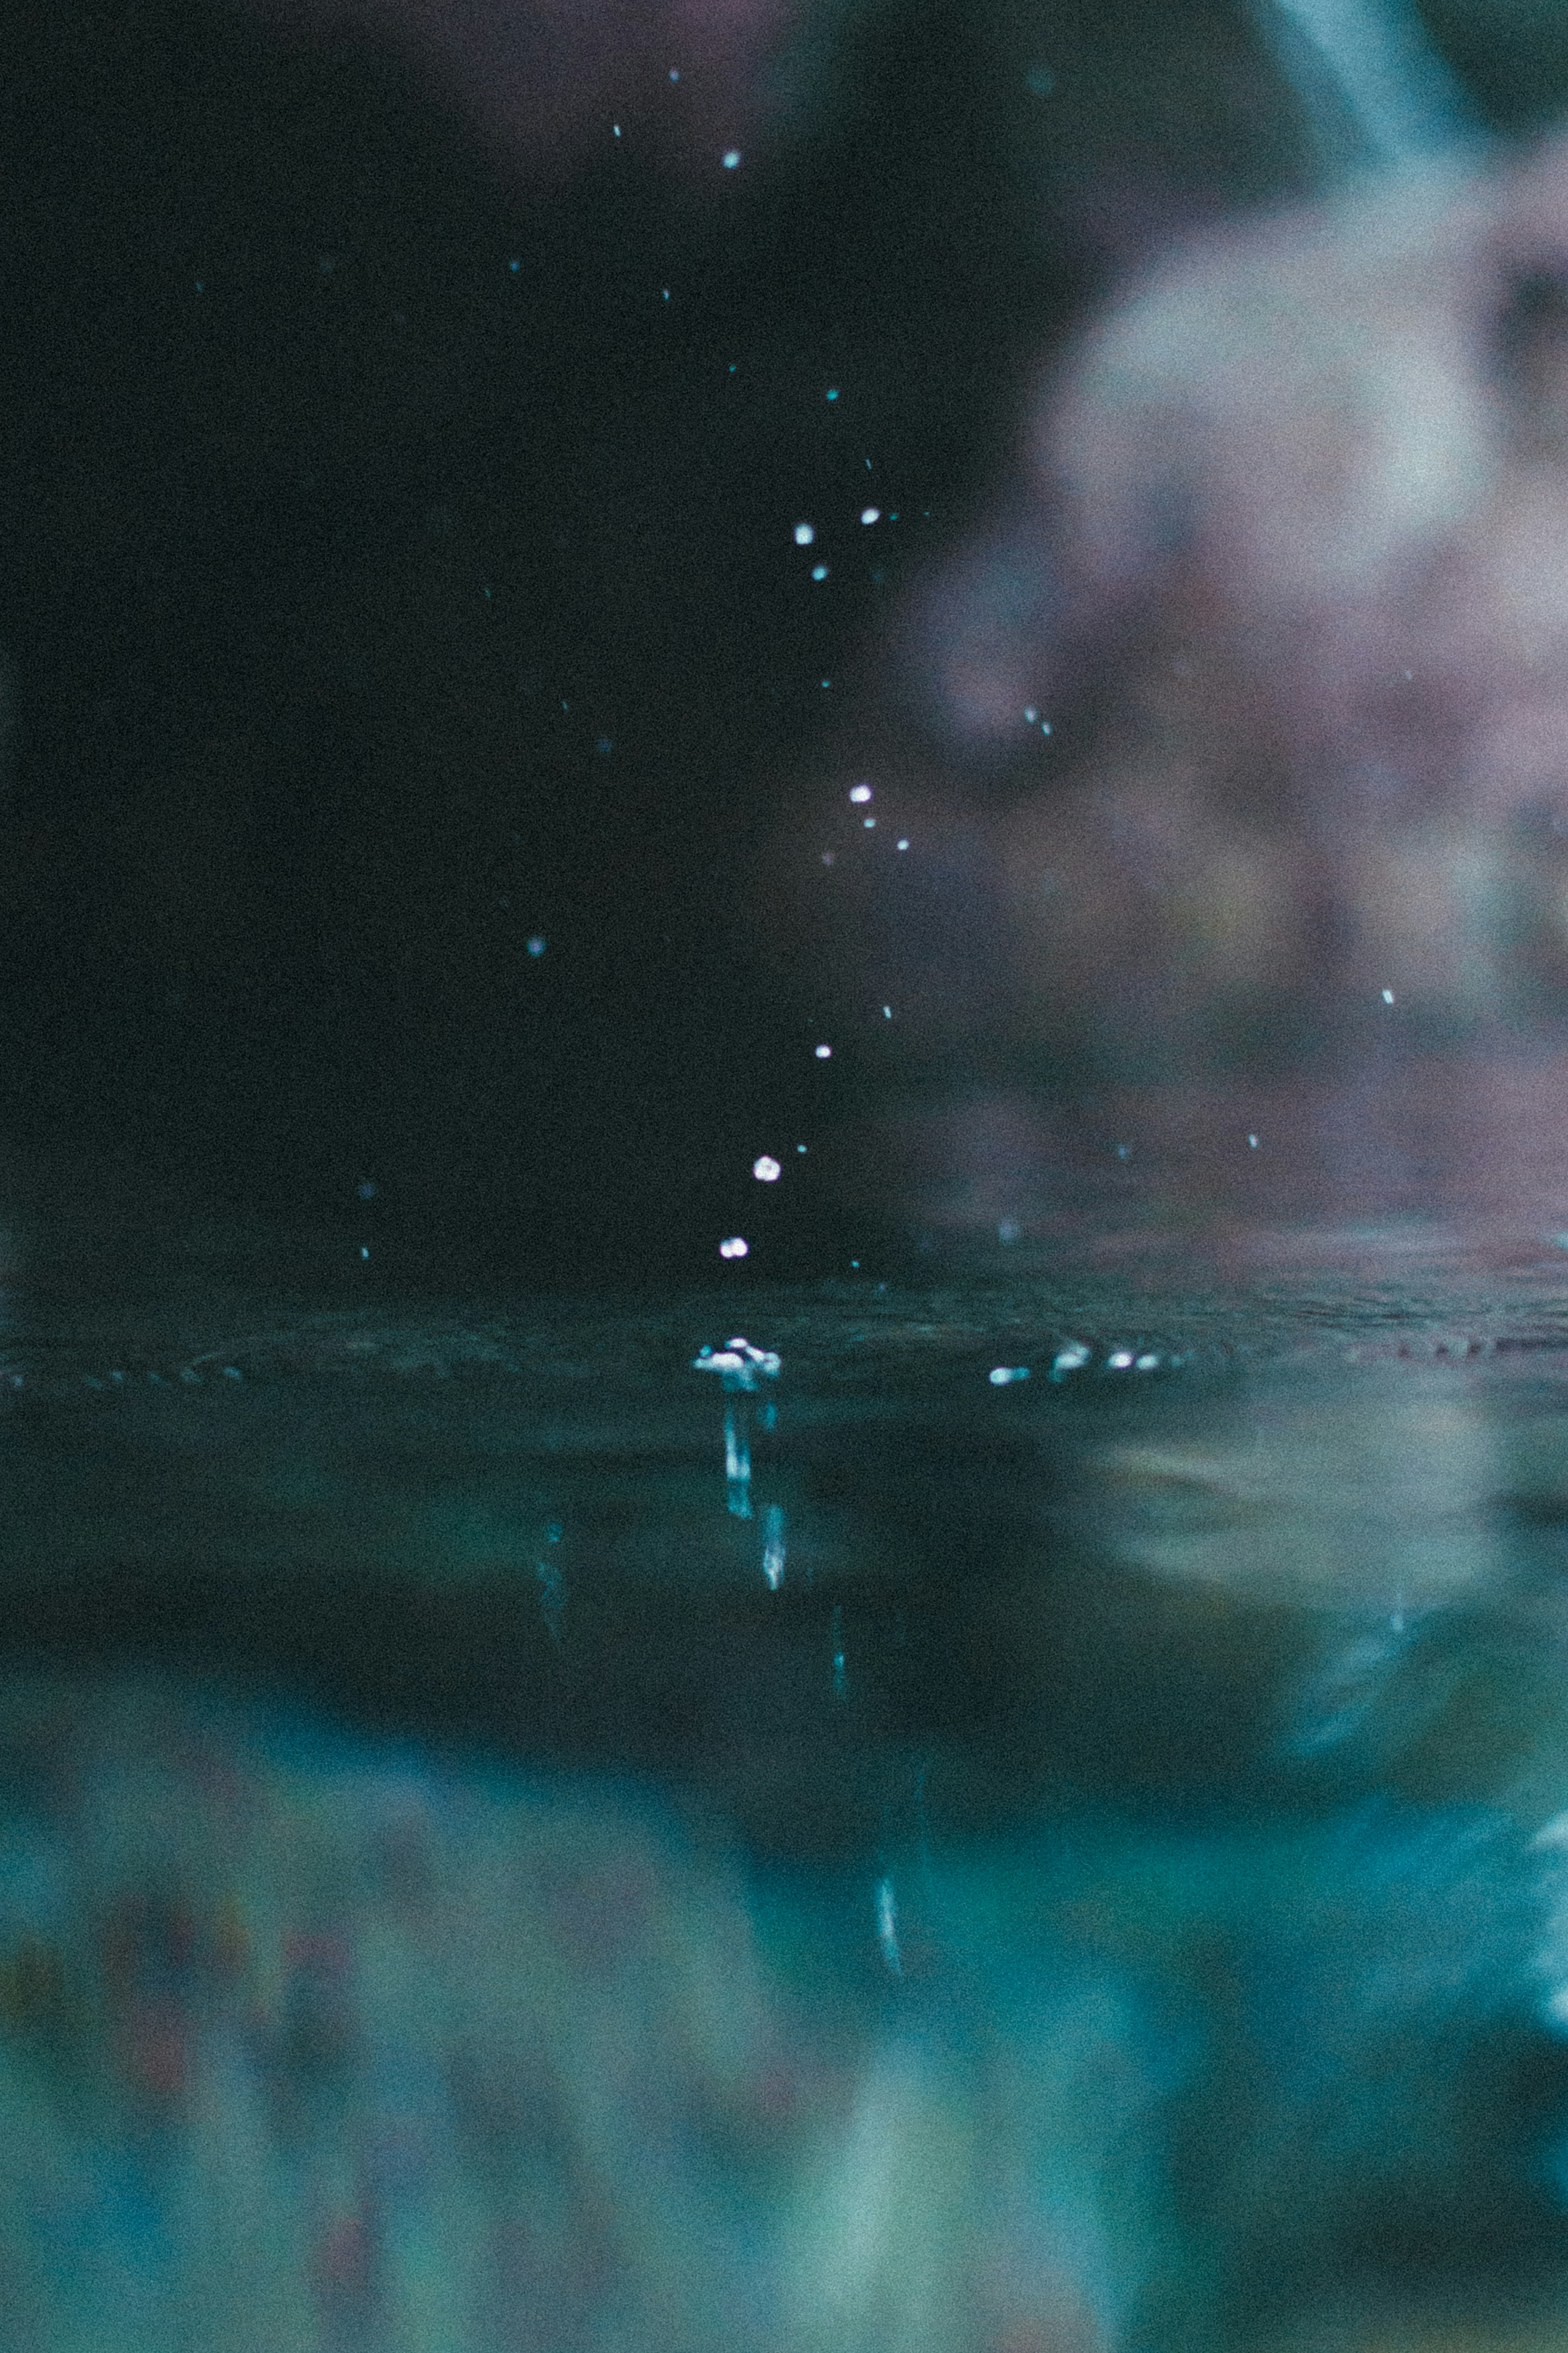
[
  {"left": 1382, "top": 988, "right": 1395, "bottom": 1003},
  {"left": 882, "top": 1005, "right": 892, "bottom": 1018},
  {"left": 669, "top": 67, "right": 679, "bottom": 79},
  {"left": 719, "top": 1236, "right": 748, "bottom": 1258},
  {"left": 797, "top": 1144, "right": 807, "bottom": 1152},
  {"left": 1116, "top": 1143, "right": 1131, "bottom": 1160},
  {"left": 814, "top": 1043, "right": 832, "bottom": 1058},
  {"left": 1248, "top": 1133, "right": 1258, "bottom": 1147},
  {"left": 860, "top": 506, "right": 880, "bottom": 524},
  {"left": 1025, "top": 706, "right": 1038, "bottom": 723},
  {"left": 864, "top": 816, "right": 874, "bottom": 827},
  {"left": 997, "top": 1216, "right": 1018, "bottom": 1241},
  {"left": 811, "top": 565, "right": 828, "bottom": 581},
  {"left": 849, "top": 784, "right": 872, "bottom": 802},
  {"left": 1135, "top": 1353, "right": 1161, "bottom": 1370},
  {"left": 826, "top": 388, "right": 839, "bottom": 400},
  {"left": 360, "top": 1247, "right": 370, "bottom": 1260},
  {"left": 821, "top": 852, "right": 835, "bottom": 865},
  {"left": 1108, "top": 1350, "right": 1135, "bottom": 1369},
  {"left": 753, "top": 1155, "right": 781, "bottom": 1182},
  {"left": 794, "top": 523, "right": 815, "bottom": 545},
  {"left": 989, "top": 1365, "right": 1030, "bottom": 1384},
  {"left": 527, "top": 936, "right": 546, "bottom": 957},
  {"left": 896, "top": 838, "right": 909, "bottom": 850},
  {"left": 357, "top": 1180, "right": 376, "bottom": 1199},
  {"left": 722, "top": 149, "right": 741, "bottom": 168}
]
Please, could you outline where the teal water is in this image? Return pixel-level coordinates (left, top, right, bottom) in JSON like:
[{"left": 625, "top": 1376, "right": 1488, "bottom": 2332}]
[{"left": 7, "top": 1214, "right": 1568, "bottom": 2349}]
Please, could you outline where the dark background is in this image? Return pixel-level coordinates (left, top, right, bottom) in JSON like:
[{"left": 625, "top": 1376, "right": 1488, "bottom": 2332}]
[{"left": 0, "top": 0, "right": 1559, "bottom": 1289}]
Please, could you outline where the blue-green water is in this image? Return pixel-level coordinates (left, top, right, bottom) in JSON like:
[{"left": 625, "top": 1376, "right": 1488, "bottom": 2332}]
[{"left": 8, "top": 1215, "right": 1568, "bottom": 2349}]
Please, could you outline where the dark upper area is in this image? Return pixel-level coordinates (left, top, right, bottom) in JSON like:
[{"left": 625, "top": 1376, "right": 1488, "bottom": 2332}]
[{"left": 0, "top": 0, "right": 1558, "bottom": 1289}]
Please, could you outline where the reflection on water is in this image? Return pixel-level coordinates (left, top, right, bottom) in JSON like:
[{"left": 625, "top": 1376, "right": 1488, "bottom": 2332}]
[{"left": 12, "top": 1220, "right": 1568, "bottom": 2346}]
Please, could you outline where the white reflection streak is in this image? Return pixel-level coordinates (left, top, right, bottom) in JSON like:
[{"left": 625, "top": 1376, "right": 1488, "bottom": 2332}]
[
  {"left": 693, "top": 1336, "right": 780, "bottom": 1519},
  {"left": 875, "top": 1875, "right": 902, "bottom": 1976},
  {"left": 762, "top": 1501, "right": 786, "bottom": 1589},
  {"left": 724, "top": 1403, "right": 752, "bottom": 1519}
]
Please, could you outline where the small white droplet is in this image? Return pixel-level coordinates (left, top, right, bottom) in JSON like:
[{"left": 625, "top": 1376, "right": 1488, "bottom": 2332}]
[
  {"left": 863, "top": 816, "right": 874, "bottom": 827},
  {"left": 849, "top": 783, "right": 872, "bottom": 803},
  {"left": 794, "top": 522, "right": 815, "bottom": 545},
  {"left": 1381, "top": 988, "right": 1395, "bottom": 1004},
  {"left": 1135, "top": 1353, "right": 1160, "bottom": 1371},
  {"left": 860, "top": 506, "right": 880, "bottom": 524},
  {"left": 989, "top": 1365, "right": 1030, "bottom": 1384},
  {"left": 1247, "top": 1133, "right": 1258, "bottom": 1148},
  {"left": 1108, "top": 1350, "right": 1135, "bottom": 1369},
  {"left": 722, "top": 149, "right": 742, "bottom": 168},
  {"left": 815, "top": 1043, "right": 832, "bottom": 1059},
  {"left": 753, "top": 1155, "right": 781, "bottom": 1182},
  {"left": 882, "top": 1005, "right": 892, "bottom": 1018},
  {"left": 896, "top": 838, "right": 909, "bottom": 851},
  {"left": 811, "top": 564, "right": 828, "bottom": 581},
  {"left": 719, "top": 1235, "right": 749, "bottom": 1258},
  {"left": 1024, "top": 706, "right": 1038, "bottom": 723}
]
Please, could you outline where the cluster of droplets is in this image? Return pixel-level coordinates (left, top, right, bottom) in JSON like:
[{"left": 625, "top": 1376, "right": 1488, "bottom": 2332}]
[{"left": 988, "top": 1343, "right": 1178, "bottom": 1386}]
